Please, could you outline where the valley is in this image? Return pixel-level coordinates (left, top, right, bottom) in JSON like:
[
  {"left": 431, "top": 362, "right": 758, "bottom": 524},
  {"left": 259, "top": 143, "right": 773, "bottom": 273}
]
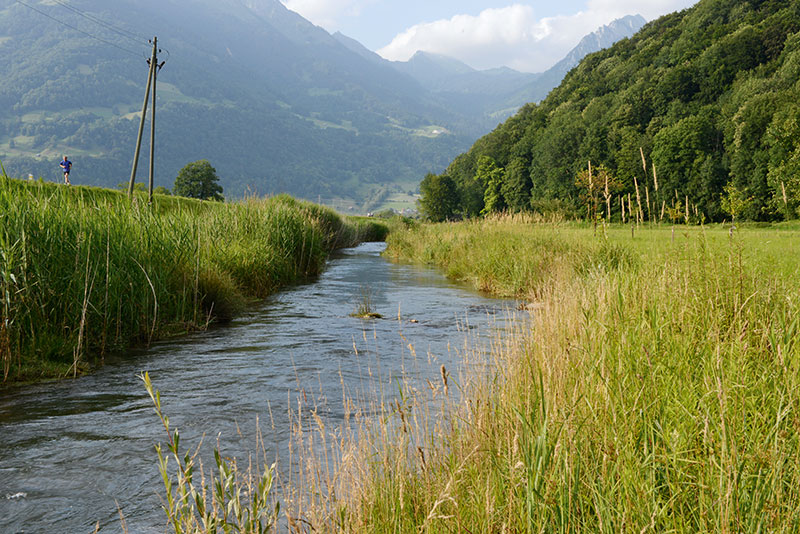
[{"left": 0, "top": 0, "right": 642, "bottom": 210}]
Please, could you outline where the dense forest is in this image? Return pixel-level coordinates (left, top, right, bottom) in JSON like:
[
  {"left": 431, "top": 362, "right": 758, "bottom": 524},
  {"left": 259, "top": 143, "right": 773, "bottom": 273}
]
[{"left": 420, "top": 0, "right": 800, "bottom": 222}]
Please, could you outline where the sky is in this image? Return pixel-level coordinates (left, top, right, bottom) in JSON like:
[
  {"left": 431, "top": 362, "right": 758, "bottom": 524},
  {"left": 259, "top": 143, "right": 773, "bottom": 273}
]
[{"left": 279, "top": 0, "right": 700, "bottom": 72}]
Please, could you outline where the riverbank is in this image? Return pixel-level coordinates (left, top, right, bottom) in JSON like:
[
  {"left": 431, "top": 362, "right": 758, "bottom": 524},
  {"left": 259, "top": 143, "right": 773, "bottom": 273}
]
[
  {"left": 295, "top": 215, "right": 800, "bottom": 532},
  {"left": 0, "top": 176, "right": 387, "bottom": 383}
]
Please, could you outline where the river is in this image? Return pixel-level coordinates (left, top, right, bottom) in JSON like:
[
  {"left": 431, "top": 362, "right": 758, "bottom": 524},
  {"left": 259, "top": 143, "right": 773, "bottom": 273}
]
[{"left": 0, "top": 242, "right": 511, "bottom": 533}]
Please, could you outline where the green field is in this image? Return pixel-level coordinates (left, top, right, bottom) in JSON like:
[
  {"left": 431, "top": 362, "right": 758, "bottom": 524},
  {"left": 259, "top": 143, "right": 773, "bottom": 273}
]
[{"left": 288, "top": 217, "right": 800, "bottom": 532}]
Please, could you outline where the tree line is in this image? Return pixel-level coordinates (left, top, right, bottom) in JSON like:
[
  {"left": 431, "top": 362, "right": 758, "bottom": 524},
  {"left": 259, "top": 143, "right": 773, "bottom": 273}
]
[{"left": 420, "top": 0, "right": 800, "bottom": 223}]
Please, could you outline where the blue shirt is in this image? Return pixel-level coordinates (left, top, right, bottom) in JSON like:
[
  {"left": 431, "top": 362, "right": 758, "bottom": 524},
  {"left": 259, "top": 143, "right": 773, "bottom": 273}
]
[{"left": 60, "top": 159, "right": 71, "bottom": 173}]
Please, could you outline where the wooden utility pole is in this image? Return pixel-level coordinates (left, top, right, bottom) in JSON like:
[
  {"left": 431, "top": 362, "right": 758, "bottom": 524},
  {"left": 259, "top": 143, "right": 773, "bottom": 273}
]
[
  {"left": 149, "top": 49, "right": 158, "bottom": 204},
  {"left": 129, "top": 37, "right": 158, "bottom": 198}
]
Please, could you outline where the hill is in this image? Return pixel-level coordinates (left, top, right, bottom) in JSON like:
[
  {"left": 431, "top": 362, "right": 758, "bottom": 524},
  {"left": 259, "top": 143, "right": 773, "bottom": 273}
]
[
  {"left": 0, "top": 0, "right": 471, "bottom": 208},
  {"left": 0, "top": 0, "right": 642, "bottom": 210},
  {"left": 423, "top": 0, "right": 800, "bottom": 222}
]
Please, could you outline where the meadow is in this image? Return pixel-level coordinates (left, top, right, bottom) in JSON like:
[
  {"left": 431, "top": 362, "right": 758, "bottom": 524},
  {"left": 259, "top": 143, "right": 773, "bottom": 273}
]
[
  {"left": 0, "top": 176, "right": 386, "bottom": 383},
  {"left": 286, "top": 216, "right": 800, "bottom": 533}
]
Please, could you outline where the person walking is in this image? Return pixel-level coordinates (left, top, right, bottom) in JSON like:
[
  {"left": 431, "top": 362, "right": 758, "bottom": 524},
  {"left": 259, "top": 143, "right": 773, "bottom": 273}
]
[{"left": 60, "top": 155, "right": 72, "bottom": 185}]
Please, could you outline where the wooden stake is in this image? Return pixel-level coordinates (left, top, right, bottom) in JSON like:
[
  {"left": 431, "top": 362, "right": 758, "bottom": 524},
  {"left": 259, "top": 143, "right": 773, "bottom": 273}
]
[
  {"left": 685, "top": 194, "right": 689, "bottom": 224},
  {"left": 652, "top": 164, "right": 658, "bottom": 193},
  {"left": 634, "top": 176, "right": 643, "bottom": 225},
  {"left": 640, "top": 146, "right": 647, "bottom": 176},
  {"left": 628, "top": 193, "right": 633, "bottom": 224}
]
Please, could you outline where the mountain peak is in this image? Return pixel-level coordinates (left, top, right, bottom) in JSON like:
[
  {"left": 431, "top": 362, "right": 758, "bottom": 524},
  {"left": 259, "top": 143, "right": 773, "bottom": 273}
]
[
  {"left": 407, "top": 51, "right": 475, "bottom": 74},
  {"left": 572, "top": 15, "right": 646, "bottom": 58},
  {"left": 333, "top": 31, "right": 385, "bottom": 63},
  {"left": 546, "top": 15, "right": 646, "bottom": 80}
]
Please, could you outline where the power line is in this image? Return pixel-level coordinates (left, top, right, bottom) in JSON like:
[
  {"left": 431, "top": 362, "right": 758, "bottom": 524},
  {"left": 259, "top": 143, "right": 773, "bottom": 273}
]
[
  {"left": 14, "top": 0, "right": 145, "bottom": 58},
  {"left": 49, "top": 0, "right": 149, "bottom": 46}
]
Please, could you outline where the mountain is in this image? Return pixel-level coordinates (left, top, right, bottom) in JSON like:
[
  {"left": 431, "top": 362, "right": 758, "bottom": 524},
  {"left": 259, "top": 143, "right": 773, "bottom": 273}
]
[
  {"left": 0, "top": 0, "right": 643, "bottom": 209},
  {"left": 548, "top": 14, "right": 647, "bottom": 83},
  {"left": 507, "top": 15, "right": 647, "bottom": 107},
  {"left": 0, "top": 0, "right": 469, "bottom": 207},
  {"left": 420, "top": 0, "right": 800, "bottom": 222},
  {"left": 394, "top": 51, "right": 481, "bottom": 87},
  {"left": 384, "top": 15, "right": 645, "bottom": 123},
  {"left": 331, "top": 31, "right": 385, "bottom": 64}
]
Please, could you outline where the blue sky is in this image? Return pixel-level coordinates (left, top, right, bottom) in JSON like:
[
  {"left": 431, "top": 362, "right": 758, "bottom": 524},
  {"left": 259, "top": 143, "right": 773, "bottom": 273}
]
[{"left": 280, "top": 0, "right": 699, "bottom": 72}]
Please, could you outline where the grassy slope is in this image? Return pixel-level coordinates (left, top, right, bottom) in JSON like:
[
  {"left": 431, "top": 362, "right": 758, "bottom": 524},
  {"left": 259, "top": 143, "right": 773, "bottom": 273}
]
[
  {"left": 295, "top": 218, "right": 800, "bottom": 532},
  {"left": 0, "top": 177, "right": 387, "bottom": 383}
]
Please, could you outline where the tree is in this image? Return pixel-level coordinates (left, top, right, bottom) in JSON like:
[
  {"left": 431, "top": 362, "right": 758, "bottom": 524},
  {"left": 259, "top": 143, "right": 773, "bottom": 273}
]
[
  {"left": 173, "top": 160, "right": 224, "bottom": 201},
  {"left": 576, "top": 163, "right": 622, "bottom": 227},
  {"left": 501, "top": 157, "right": 532, "bottom": 212},
  {"left": 419, "top": 173, "right": 458, "bottom": 222},
  {"left": 765, "top": 104, "right": 800, "bottom": 219},
  {"left": 720, "top": 181, "right": 753, "bottom": 223},
  {"left": 119, "top": 182, "right": 146, "bottom": 192},
  {"left": 475, "top": 156, "right": 506, "bottom": 216}
]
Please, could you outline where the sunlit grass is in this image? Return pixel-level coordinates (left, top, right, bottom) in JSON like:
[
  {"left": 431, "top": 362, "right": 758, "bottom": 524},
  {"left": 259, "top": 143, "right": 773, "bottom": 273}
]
[{"left": 285, "top": 217, "right": 800, "bottom": 532}]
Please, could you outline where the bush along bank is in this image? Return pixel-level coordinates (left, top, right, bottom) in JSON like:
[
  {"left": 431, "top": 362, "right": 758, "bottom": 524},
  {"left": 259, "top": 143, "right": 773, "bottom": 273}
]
[{"left": 0, "top": 177, "right": 387, "bottom": 383}]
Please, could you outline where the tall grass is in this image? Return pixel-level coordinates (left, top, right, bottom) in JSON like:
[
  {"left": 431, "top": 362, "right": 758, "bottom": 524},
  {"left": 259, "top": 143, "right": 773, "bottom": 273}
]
[
  {"left": 287, "top": 217, "right": 800, "bottom": 532},
  {"left": 142, "top": 371, "right": 281, "bottom": 533},
  {"left": 0, "top": 176, "right": 386, "bottom": 382}
]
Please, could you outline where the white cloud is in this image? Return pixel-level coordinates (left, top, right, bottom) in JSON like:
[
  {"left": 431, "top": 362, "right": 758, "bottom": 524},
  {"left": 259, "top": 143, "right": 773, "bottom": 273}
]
[
  {"left": 377, "top": 1, "right": 697, "bottom": 73},
  {"left": 378, "top": 5, "right": 551, "bottom": 70}
]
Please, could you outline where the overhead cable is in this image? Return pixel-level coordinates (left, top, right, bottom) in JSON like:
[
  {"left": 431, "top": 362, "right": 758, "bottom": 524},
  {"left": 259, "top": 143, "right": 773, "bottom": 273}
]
[
  {"left": 49, "top": 0, "right": 149, "bottom": 46},
  {"left": 14, "top": 0, "right": 145, "bottom": 58}
]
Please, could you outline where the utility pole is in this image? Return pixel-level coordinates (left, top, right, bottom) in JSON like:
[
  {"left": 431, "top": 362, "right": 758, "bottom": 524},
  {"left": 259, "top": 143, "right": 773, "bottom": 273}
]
[
  {"left": 129, "top": 37, "right": 158, "bottom": 199},
  {"left": 149, "top": 51, "right": 165, "bottom": 204},
  {"left": 149, "top": 53, "right": 156, "bottom": 203}
]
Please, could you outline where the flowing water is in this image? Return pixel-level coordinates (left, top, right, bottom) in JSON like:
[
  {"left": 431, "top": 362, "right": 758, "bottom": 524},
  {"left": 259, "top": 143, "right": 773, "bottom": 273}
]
[{"left": 0, "top": 242, "right": 512, "bottom": 533}]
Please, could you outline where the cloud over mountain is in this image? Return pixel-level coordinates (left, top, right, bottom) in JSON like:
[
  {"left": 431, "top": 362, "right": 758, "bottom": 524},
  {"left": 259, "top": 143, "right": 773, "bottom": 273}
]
[{"left": 376, "top": 1, "right": 697, "bottom": 72}]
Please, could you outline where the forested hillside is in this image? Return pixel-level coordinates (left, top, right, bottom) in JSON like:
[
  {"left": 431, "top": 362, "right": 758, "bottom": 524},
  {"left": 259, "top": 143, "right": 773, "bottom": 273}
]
[
  {"left": 421, "top": 0, "right": 800, "bottom": 222},
  {"left": 0, "top": 0, "right": 646, "bottom": 210}
]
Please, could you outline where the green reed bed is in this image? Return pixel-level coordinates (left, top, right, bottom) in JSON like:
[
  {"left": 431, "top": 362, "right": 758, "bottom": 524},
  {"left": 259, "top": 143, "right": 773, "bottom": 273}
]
[
  {"left": 290, "top": 216, "right": 800, "bottom": 532},
  {"left": 0, "top": 177, "right": 386, "bottom": 383}
]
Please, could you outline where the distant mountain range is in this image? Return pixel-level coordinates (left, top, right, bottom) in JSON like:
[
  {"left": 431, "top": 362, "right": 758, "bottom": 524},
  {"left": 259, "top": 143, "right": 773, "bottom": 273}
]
[
  {"left": 337, "top": 15, "right": 646, "bottom": 122},
  {"left": 0, "top": 0, "right": 643, "bottom": 209}
]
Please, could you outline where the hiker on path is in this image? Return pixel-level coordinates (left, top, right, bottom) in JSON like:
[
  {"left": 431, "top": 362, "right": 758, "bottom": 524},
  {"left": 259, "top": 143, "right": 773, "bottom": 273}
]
[{"left": 60, "top": 155, "right": 71, "bottom": 185}]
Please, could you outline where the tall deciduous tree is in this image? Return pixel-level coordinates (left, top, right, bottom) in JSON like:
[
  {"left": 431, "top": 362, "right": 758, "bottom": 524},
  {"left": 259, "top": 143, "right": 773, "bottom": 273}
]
[
  {"left": 419, "top": 173, "right": 458, "bottom": 222},
  {"left": 173, "top": 160, "right": 224, "bottom": 201},
  {"left": 475, "top": 156, "right": 506, "bottom": 216}
]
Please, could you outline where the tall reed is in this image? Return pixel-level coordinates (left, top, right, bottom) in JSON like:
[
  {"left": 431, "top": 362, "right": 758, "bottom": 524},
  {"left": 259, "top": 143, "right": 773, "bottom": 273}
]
[{"left": 0, "top": 176, "right": 386, "bottom": 382}]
